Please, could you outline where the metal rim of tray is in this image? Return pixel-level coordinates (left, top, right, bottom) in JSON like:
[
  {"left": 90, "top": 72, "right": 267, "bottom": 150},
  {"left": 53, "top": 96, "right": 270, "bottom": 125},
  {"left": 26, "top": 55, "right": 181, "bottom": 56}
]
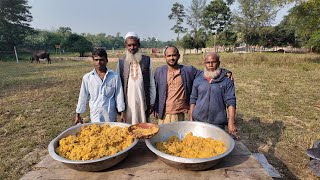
[{"left": 145, "top": 121, "right": 235, "bottom": 164}]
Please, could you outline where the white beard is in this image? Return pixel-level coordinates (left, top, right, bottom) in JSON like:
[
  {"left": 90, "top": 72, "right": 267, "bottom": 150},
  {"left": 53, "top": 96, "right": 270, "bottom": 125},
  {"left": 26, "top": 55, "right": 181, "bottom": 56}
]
[
  {"left": 204, "top": 68, "right": 221, "bottom": 79},
  {"left": 126, "top": 49, "right": 142, "bottom": 63}
]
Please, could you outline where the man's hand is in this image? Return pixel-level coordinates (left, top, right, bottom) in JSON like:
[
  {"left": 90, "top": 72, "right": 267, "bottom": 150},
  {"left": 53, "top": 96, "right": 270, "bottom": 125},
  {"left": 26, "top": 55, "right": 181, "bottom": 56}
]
[
  {"left": 226, "top": 72, "right": 233, "bottom": 80},
  {"left": 189, "top": 104, "right": 196, "bottom": 121},
  {"left": 188, "top": 110, "right": 193, "bottom": 121},
  {"left": 228, "top": 123, "right": 240, "bottom": 140},
  {"left": 74, "top": 113, "right": 83, "bottom": 125}
]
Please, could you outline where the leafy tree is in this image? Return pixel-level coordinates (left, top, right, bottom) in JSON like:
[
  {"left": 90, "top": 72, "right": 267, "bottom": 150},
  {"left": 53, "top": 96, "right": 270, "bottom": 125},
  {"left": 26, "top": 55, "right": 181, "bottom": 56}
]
[
  {"left": 168, "top": 2, "right": 187, "bottom": 41},
  {"left": 272, "top": 17, "right": 297, "bottom": 47},
  {"left": 140, "top": 37, "right": 175, "bottom": 48},
  {"left": 23, "top": 28, "right": 72, "bottom": 52},
  {"left": 0, "top": 0, "right": 33, "bottom": 50},
  {"left": 181, "top": 33, "right": 194, "bottom": 53},
  {"left": 85, "top": 33, "right": 107, "bottom": 48},
  {"left": 307, "top": 30, "right": 320, "bottom": 52},
  {"left": 64, "top": 34, "right": 93, "bottom": 57},
  {"left": 213, "top": 30, "right": 237, "bottom": 47},
  {"left": 271, "top": 0, "right": 302, "bottom": 5},
  {"left": 141, "top": 37, "right": 158, "bottom": 48},
  {"left": 23, "top": 30, "right": 54, "bottom": 51},
  {"left": 193, "top": 28, "right": 207, "bottom": 52},
  {"left": 225, "top": 0, "right": 235, "bottom": 5},
  {"left": 56, "top": 27, "right": 72, "bottom": 45},
  {"left": 256, "top": 26, "right": 275, "bottom": 47},
  {"left": 187, "top": 0, "right": 207, "bottom": 35},
  {"left": 180, "top": 30, "right": 206, "bottom": 53},
  {"left": 109, "top": 35, "right": 125, "bottom": 49},
  {"left": 84, "top": 33, "right": 125, "bottom": 50},
  {"left": 185, "top": 0, "right": 207, "bottom": 52},
  {"left": 201, "top": 0, "right": 231, "bottom": 34},
  {"left": 288, "top": 0, "right": 320, "bottom": 40},
  {"left": 56, "top": 27, "right": 72, "bottom": 36},
  {"left": 234, "top": 0, "right": 278, "bottom": 49}
]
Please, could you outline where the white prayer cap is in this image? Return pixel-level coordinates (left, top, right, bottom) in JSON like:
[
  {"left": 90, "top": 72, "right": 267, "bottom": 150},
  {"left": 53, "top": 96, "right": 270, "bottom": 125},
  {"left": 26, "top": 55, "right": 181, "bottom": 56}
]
[{"left": 125, "top": 32, "right": 139, "bottom": 39}]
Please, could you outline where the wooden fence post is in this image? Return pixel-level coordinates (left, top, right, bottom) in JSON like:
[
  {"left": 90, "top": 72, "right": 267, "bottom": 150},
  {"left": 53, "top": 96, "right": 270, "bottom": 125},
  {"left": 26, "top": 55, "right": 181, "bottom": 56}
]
[{"left": 14, "top": 46, "right": 19, "bottom": 63}]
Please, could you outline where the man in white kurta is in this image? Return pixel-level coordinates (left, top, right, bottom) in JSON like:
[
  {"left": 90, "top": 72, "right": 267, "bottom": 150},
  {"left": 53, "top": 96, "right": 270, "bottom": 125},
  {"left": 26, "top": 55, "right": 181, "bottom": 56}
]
[
  {"left": 117, "top": 32, "right": 156, "bottom": 124},
  {"left": 126, "top": 60, "right": 155, "bottom": 124}
]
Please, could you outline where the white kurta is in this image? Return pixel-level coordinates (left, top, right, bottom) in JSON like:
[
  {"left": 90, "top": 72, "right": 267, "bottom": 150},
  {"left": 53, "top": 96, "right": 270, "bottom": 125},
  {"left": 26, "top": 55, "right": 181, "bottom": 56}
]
[{"left": 126, "top": 62, "right": 147, "bottom": 124}]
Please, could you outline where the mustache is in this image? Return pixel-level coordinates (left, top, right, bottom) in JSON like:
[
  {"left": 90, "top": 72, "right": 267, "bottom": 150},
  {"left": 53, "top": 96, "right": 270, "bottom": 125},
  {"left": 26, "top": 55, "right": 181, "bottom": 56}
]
[{"left": 203, "top": 68, "right": 221, "bottom": 79}]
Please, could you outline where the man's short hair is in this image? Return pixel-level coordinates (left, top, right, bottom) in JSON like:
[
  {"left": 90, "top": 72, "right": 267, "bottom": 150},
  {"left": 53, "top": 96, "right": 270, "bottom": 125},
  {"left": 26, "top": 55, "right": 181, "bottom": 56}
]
[
  {"left": 92, "top": 48, "right": 107, "bottom": 58},
  {"left": 163, "top": 45, "right": 180, "bottom": 56}
]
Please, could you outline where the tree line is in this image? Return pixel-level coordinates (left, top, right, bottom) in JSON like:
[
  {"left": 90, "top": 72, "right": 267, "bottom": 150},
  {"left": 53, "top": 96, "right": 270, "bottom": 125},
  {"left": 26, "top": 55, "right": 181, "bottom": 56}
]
[
  {"left": 0, "top": 0, "right": 175, "bottom": 57},
  {"left": 1, "top": 0, "right": 319, "bottom": 58},
  {"left": 168, "top": 0, "right": 320, "bottom": 52}
]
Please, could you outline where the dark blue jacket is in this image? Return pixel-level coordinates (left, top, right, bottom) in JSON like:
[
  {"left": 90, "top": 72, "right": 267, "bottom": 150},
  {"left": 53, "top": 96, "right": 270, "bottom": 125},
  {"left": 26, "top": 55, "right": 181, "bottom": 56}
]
[
  {"left": 154, "top": 65, "right": 201, "bottom": 119},
  {"left": 190, "top": 70, "right": 236, "bottom": 128}
]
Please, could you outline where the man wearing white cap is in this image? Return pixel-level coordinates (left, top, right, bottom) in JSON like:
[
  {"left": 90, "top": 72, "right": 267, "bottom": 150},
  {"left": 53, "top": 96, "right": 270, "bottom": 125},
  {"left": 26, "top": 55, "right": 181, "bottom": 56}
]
[{"left": 117, "top": 32, "right": 156, "bottom": 124}]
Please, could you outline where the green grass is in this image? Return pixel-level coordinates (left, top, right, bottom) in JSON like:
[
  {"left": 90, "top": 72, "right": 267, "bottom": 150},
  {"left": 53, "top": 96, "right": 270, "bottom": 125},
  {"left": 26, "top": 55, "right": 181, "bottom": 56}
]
[{"left": 0, "top": 53, "right": 320, "bottom": 179}]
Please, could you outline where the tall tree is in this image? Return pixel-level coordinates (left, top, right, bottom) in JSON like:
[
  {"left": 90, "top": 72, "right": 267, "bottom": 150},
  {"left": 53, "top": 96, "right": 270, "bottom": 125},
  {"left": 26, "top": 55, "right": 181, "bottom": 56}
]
[
  {"left": 234, "top": 0, "right": 278, "bottom": 48},
  {"left": 181, "top": 33, "right": 194, "bottom": 53},
  {"left": 56, "top": 27, "right": 72, "bottom": 47},
  {"left": 285, "top": 0, "right": 320, "bottom": 51},
  {"left": 193, "top": 28, "right": 207, "bottom": 52},
  {"left": 0, "top": 0, "right": 33, "bottom": 50},
  {"left": 308, "top": 30, "right": 320, "bottom": 52},
  {"left": 168, "top": 2, "right": 187, "bottom": 41},
  {"left": 187, "top": 0, "right": 207, "bottom": 35},
  {"left": 273, "top": 16, "right": 297, "bottom": 47},
  {"left": 64, "top": 34, "right": 93, "bottom": 57},
  {"left": 214, "top": 30, "right": 237, "bottom": 48},
  {"left": 202, "top": 0, "right": 231, "bottom": 34},
  {"left": 289, "top": 0, "right": 320, "bottom": 39}
]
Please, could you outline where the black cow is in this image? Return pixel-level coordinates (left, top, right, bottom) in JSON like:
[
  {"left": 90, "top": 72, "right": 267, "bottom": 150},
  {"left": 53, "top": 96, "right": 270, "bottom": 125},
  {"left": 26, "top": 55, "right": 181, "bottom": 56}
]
[{"left": 31, "top": 52, "right": 51, "bottom": 64}]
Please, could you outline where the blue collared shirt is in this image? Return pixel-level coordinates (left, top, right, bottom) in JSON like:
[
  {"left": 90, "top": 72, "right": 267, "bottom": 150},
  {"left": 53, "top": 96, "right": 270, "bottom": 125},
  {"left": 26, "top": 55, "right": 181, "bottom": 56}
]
[{"left": 76, "top": 69, "right": 125, "bottom": 122}]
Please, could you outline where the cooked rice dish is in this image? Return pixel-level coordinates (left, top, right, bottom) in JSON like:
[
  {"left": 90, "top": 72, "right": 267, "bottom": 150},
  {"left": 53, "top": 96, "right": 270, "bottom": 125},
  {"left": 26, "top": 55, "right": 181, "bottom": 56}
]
[
  {"left": 130, "top": 125, "right": 158, "bottom": 137},
  {"left": 155, "top": 132, "right": 226, "bottom": 158},
  {"left": 56, "top": 124, "right": 134, "bottom": 160}
]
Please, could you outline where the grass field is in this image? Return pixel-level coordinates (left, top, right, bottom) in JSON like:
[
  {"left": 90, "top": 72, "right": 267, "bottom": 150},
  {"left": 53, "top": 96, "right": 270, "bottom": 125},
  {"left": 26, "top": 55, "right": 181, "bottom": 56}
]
[{"left": 0, "top": 53, "right": 319, "bottom": 179}]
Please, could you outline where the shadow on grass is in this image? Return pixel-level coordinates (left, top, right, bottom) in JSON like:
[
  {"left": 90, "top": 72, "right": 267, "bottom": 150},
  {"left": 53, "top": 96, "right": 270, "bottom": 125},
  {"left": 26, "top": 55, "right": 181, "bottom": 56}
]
[
  {"left": 236, "top": 113, "right": 298, "bottom": 180},
  {"left": 305, "top": 57, "right": 320, "bottom": 64}
]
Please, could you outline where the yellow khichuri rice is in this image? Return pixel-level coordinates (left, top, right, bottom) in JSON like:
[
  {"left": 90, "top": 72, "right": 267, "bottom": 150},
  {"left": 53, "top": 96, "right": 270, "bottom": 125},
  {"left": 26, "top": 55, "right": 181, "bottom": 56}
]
[
  {"left": 130, "top": 125, "right": 158, "bottom": 137},
  {"left": 155, "top": 132, "right": 226, "bottom": 158},
  {"left": 56, "top": 124, "right": 134, "bottom": 160}
]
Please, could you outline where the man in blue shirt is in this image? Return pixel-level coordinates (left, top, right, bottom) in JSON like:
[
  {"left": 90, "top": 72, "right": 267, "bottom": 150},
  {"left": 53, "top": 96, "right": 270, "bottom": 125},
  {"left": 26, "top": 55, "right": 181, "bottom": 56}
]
[
  {"left": 190, "top": 52, "right": 238, "bottom": 138},
  {"left": 74, "top": 48, "right": 125, "bottom": 124}
]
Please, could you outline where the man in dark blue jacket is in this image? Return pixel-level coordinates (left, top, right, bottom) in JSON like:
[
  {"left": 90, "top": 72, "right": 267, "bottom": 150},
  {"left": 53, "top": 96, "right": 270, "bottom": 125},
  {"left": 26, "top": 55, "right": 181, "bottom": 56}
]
[
  {"left": 154, "top": 46, "right": 201, "bottom": 124},
  {"left": 189, "top": 52, "right": 238, "bottom": 137}
]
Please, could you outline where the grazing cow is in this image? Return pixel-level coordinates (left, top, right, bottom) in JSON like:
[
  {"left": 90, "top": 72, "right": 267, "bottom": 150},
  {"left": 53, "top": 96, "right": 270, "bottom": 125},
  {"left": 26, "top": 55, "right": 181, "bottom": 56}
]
[{"left": 31, "top": 52, "right": 51, "bottom": 64}]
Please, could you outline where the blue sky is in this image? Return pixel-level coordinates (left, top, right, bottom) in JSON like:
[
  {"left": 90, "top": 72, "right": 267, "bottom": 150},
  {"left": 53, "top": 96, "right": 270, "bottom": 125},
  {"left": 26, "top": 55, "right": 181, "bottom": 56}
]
[{"left": 28, "top": 0, "right": 294, "bottom": 41}]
